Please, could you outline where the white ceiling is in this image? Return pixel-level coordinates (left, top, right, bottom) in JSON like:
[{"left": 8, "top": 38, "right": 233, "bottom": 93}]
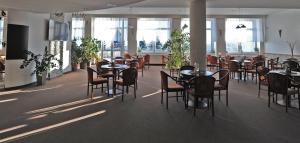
[
  {"left": 0, "top": 0, "right": 300, "bottom": 13},
  {"left": 0, "top": 0, "right": 144, "bottom": 13}
]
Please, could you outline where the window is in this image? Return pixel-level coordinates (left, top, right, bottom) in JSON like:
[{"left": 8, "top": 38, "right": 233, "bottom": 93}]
[
  {"left": 181, "top": 18, "right": 216, "bottom": 54},
  {"left": 92, "top": 18, "right": 128, "bottom": 58},
  {"left": 137, "top": 18, "right": 171, "bottom": 53},
  {"left": 71, "top": 17, "right": 85, "bottom": 45},
  {"left": 225, "top": 18, "right": 263, "bottom": 53},
  {"left": 0, "top": 18, "right": 4, "bottom": 50}
]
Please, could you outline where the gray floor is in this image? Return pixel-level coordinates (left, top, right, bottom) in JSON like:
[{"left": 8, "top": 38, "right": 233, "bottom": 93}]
[{"left": 0, "top": 66, "right": 300, "bottom": 143}]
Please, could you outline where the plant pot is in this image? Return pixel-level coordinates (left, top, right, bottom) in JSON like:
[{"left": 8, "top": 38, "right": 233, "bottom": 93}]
[
  {"left": 36, "top": 72, "right": 47, "bottom": 86},
  {"left": 72, "top": 63, "right": 80, "bottom": 71},
  {"left": 80, "top": 62, "right": 87, "bottom": 69}
]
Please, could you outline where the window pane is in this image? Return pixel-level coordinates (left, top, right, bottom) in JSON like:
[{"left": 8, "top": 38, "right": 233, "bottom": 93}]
[
  {"left": 225, "top": 18, "right": 261, "bottom": 53},
  {"left": 71, "top": 18, "right": 85, "bottom": 45},
  {"left": 92, "top": 18, "right": 128, "bottom": 58},
  {"left": 137, "top": 18, "right": 171, "bottom": 53},
  {"left": 181, "top": 18, "right": 216, "bottom": 53}
]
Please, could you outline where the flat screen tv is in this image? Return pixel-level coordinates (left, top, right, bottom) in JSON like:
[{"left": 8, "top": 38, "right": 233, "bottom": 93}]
[
  {"left": 6, "top": 24, "right": 29, "bottom": 60},
  {"left": 48, "top": 19, "right": 69, "bottom": 41}
]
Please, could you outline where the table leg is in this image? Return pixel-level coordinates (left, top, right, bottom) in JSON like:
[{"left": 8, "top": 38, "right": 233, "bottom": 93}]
[{"left": 113, "top": 69, "right": 117, "bottom": 95}]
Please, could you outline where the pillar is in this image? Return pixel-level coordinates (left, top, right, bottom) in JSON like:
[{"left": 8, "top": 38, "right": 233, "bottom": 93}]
[{"left": 190, "top": 0, "right": 206, "bottom": 70}]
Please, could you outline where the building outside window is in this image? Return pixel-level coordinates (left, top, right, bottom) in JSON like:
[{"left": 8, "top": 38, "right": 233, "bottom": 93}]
[
  {"left": 181, "top": 18, "right": 217, "bottom": 54},
  {"left": 137, "top": 18, "right": 171, "bottom": 53},
  {"left": 71, "top": 17, "right": 85, "bottom": 46},
  {"left": 92, "top": 17, "right": 128, "bottom": 58},
  {"left": 0, "top": 19, "right": 4, "bottom": 50},
  {"left": 225, "top": 18, "right": 263, "bottom": 53}
]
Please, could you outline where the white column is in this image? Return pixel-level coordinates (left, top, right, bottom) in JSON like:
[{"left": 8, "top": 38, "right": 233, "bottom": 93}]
[
  {"left": 190, "top": 0, "right": 206, "bottom": 70},
  {"left": 127, "top": 18, "right": 137, "bottom": 55},
  {"left": 216, "top": 17, "right": 226, "bottom": 55}
]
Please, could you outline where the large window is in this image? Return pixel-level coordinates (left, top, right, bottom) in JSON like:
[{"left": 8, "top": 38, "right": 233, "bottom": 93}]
[
  {"left": 0, "top": 18, "right": 4, "bottom": 50},
  {"left": 137, "top": 18, "right": 171, "bottom": 53},
  {"left": 181, "top": 18, "right": 216, "bottom": 54},
  {"left": 225, "top": 18, "right": 263, "bottom": 53},
  {"left": 92, "top": 18, "right": 128, "bottom": 58},
  {"left": 71, "top": 17, "right": 85, "bottom": 45}
]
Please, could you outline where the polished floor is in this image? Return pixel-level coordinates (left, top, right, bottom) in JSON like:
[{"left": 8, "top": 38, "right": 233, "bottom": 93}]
[{"left": 0, "top": 66, "right": 300, "bottom": 143}]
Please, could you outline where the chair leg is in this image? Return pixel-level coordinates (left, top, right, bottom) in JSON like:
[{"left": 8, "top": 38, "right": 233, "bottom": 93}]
[
  {"left": 258, "top": 81, "right": 261, "bottom": 97},
  {"left": 122, "top": 86, "right": 124, "bottom": 101},
  {"left": 194, "top": 97, "right": 198, "bottom": 116},
  {"left": 285, "top": 94, "right": 288, "bottom": 112},
  {"left": 218, "top": 90, "right": 221, "bottom": 101},
  {"left": 91, "top": 85, "right": 94, "bottom": 100},
  {"left": 107, "top": 81, "right": 110, "bottom": 97},
  {"left": 166, "top": 92, "right": 169, "bottom": 109},
  {"left": 226, "top": 90, "right": 228, "bottom": 106},
  {"left": 134, "top": 84, "right": 136, "bottom": 99},
  {"left": 161, "top": 89, "right": 164, "bottom": 104},
  {"left": 176, "top": 92, "right": 179, "bottom": 102},
  {"left": 268, "top": 90, "right": 270, "bottom": 107},
  {"left": 87, "top": 83, "right": 90, "bottom": 97},
  {"left": 212, "top": 96, "right": 215, "bottom": 116},
  {"left": 101, "top": 84, "right": 104, "bottom": 92},
  {"left": 298, "top": 88, "right": 300, "bottom": 110}
]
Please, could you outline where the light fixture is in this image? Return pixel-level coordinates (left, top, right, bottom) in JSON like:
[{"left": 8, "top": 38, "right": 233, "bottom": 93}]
[{"left": 236, "top": 8, "right": 246, "bottom": 29}]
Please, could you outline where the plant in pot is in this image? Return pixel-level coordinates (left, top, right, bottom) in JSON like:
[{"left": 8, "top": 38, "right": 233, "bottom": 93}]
[
  {"left": 20, "top": 46, "right": 61, "bottom": 86},
  {"left": 163, "top": 24, "right": 190, "bottom": 70},
  {"left": 71, "top": 39, "right": 82, "bottom": 71},
  {"left": 79, "top": 36, "right": 101, "bottom": 69}
]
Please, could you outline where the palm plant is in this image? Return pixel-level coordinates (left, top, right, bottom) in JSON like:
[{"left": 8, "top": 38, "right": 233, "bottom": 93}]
[{"left": 80, "top": 36, "right": 101, "bottom": 64}]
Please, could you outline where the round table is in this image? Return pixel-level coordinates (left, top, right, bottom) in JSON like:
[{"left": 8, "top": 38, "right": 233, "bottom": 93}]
[
  {"left": 101, "top": 64, "right": 129, "bottom": 95},
  {"left": 269, "top": 70, "right": 300, "bottom": 108}
]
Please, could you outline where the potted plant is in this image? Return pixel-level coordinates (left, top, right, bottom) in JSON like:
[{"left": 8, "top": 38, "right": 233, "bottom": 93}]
[
  {"left": 79, "top": 36, "right": 101, "bottom": 69},
  {"left": 163, "top": 24, "right": 190, "bottom": 70},
  {"left": 20, "top": 46, "right": 61, "bottom": 86},
  {"left": 71, "top": 39, "right": 81, "bottom": 71}
]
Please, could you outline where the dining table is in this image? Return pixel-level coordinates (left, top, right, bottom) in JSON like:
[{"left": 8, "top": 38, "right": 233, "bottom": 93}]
[
  {"left": 101, "top": 64, "right": 129, "bottom": 96},
  {"left": 269, "top": 70, "right": 300, "bottom": 108}
]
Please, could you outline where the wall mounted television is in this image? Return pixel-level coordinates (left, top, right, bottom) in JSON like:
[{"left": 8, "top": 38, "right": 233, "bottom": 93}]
[
  {"left": 48, "top": 19, "right": 69, "bottom": 41},
  {"left": 6, "top": 24, "right": 29, "bottom": 60}
]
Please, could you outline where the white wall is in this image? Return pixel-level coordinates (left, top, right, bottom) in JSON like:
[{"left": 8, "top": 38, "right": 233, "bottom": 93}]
[
  {"left": 265, "top": 12, "right": 300, "bottom": 55},
  {"left": 5, "top": 11, "right": 49, "bottom": 88}
]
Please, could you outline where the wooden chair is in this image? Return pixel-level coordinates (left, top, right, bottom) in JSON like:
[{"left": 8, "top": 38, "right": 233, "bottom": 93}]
[
  {"left": 144, "top": 54, "right": 150, "bottom": 69},
  {"left": 228, "top": 60, "right": 243, "bottom": 82},
  {"left": 213, "top": 69, "right": 230, "bottom": 106},
  {"left": 257, "top": 66, "right": 270, "bottom": 97},
  {"left": 116, "top": 68, "right": 137, "bottom": 101},
  {"left": 188, "top": 76, "right": 216, "bottom": 116},
  {"left": 244, "top": 61, "right": 264, "bottom": 83},
  {"left": 87, "top": 67, "right": 109, "bottom": 99},
  {"left": 283, "top": 60, "right": 299, "bottom": 71},
  {"left": 96, "top": 61, "right": 114, "bottom": 79},
  {"left": 137, "top": 57, "right": 145, "bottom": 77},
  {"left": 267, "top": 72, "right": 299, "bottom": 112},
  {"left": 207, "top": 55, "right": 218, "bottom": 70},
  {"left": 268, "top": 57, "right": 282, "bottom": 70},
  {"left": 161, "top": 55, "right": 168, "bottom": 69},
  {"left": 160, "top": 71, "right": 186, "bottom": 109},
  {"left": 124, "top": 52, "right": 131, "bottom": 59}
]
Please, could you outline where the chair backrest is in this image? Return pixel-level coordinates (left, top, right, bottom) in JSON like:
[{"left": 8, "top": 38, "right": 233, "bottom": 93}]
[
  {"left": 160, "top": 71, "right": 169, "bottom": 90},
  {"left": 283, "top": 60, "right": 299, "bottom": 71},
  {"left": 267, "top": 72, "right": 289, "bottom": 95},
  {"left": 96, "top": 61, "right": 109, "bottom": 74},
  {"left": 87, "top": 67, "right": 94, "bottom": 83},
  {"left": 122, "top": 68, "right": 137, "bottom": 86},
  {"left": 218, "top": 69, "right": 230, "bottom": 88},
  {"left": 180, "top": 65, "right": 195, "bottom": 71},
  {"left": 209, "top": 56, "right": 218, "bottom": 64},
  {"left": 124, "top": 53, "right": 131, "bottom": 59},
  {"left": 137, "top": 57, "right": 145, "bottom": 69},
  {"left": 144, "top": 54, "right": 150, "bottom": 63},
  {"left": 257, "top": 66, "right": 270, "bottom": 81},
  {"left": 193, "top": 76, "right": 215, "bottom": 98},
  {"left": 228, "top": 61, "right": 240, "bottom": 72},
  {"left": 0, "top": 61, "right": 4, "bottom": 71}
]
